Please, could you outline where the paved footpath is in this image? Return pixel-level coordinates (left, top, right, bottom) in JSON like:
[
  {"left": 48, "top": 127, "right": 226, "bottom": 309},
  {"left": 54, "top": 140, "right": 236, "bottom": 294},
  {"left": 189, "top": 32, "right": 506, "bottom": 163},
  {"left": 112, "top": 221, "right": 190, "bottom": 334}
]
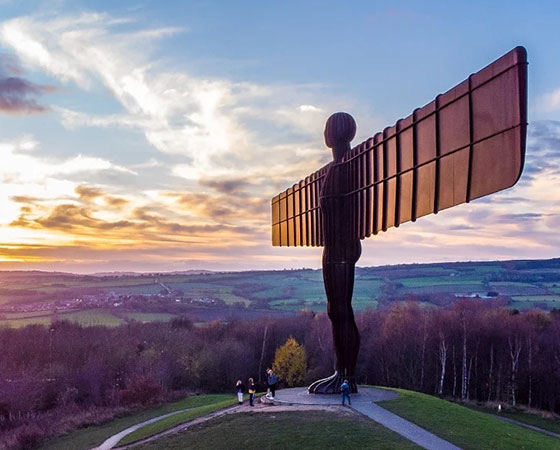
[
  {"left": 92, "top": 409, "right": 192, "bottom": 450},
  {"left": 273, "top": 387, "right": 462, "bottom": 450}
]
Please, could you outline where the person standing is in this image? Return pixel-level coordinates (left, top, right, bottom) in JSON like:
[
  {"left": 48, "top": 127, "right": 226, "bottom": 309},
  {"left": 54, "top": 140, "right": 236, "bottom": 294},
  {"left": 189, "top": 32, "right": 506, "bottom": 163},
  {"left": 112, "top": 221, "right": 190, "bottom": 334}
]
[
  {"left": 235, "top": 379, "right": 245, "bottom": 405},
  {"left": 247, "top": 377, "right": 256, "bottom": 406},
  {"left": 266, "top": 369, "right": 278, "bottom": 400},
  {"left": 341, "top": 379, "right": 351, "bottom": 406}
]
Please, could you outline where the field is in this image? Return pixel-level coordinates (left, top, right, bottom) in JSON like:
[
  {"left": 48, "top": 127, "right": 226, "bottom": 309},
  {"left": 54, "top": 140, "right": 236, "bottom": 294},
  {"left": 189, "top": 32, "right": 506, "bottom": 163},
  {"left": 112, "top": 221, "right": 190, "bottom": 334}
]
[
  {"left": 2, "top": 258, "right": 560, "bottom": 327},
  {"left": 124, "top": 312, "right": 177, "bottom": 322},
  {"left": 0, "top": 309, "right": 179, "bottom": 328},
  {"left": 379, "top": 389, "right": 560, "bottom": 450},
  {"left": 132, "top": 410, "right": 422, "bottom": 450}
]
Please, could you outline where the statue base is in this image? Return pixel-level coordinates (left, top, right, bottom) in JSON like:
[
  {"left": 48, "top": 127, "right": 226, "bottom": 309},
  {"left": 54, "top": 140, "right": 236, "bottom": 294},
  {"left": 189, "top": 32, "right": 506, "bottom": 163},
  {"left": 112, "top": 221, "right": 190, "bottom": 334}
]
[{"left": 307, "top": 371, "right": 357, "bottom": 394}]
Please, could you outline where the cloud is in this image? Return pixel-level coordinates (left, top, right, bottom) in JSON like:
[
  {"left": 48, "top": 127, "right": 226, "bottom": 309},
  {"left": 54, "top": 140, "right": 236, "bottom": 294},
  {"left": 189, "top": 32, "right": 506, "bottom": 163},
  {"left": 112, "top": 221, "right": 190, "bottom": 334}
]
[
  {"left": 0, "top": 53, "right": 56, "bottom": 114},
  {"left": 198, "top": 176, "right": 253, "bottom": 194},
  {"left": 0, "top": 12, "right": 378, "bottom": 182},
  {"left": 0, "top": 138, "right": 137, "bottom": 186},
  {"left": 537, "top": 88, "right": 560, "bottom": 113},
  {"left": 0, "top": 8, "right": 557, "bottom": 272}
]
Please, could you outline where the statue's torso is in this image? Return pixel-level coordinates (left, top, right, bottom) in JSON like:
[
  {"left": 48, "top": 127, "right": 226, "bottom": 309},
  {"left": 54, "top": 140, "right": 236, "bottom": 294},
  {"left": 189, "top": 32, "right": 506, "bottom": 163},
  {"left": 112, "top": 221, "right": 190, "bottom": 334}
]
[{"left": 320, "top": 162, "right": 361, "bottom": 264}]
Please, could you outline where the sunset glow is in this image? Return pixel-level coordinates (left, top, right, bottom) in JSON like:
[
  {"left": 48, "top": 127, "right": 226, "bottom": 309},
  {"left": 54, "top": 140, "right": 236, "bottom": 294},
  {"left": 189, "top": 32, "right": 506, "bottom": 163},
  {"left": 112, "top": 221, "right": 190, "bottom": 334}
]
[{"left": 1, "top": 1, "right": 559, "bottom": 272}]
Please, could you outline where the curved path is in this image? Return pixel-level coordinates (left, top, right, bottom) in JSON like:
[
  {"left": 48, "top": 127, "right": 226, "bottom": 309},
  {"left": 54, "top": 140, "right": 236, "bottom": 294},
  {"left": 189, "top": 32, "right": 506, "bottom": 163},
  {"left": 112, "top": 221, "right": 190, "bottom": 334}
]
[
  {"left": 272, "top": 387, "right": 462, "bottom": 450},
  {"left": 92, "top": 408, "right": 189, "bottom": 450}
]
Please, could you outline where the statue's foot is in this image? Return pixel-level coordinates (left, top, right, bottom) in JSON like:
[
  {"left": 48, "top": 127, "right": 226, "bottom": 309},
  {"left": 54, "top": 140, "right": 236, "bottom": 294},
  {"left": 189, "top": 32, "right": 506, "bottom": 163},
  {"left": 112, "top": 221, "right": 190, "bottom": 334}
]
[{"left": 308, "top": 372, "right": 357, "bottom": 394}]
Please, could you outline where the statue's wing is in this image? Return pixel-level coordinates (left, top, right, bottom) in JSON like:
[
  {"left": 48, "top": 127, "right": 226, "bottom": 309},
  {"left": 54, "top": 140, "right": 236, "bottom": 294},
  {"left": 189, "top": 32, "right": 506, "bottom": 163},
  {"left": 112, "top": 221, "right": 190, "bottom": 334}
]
[
  {"left": 271, "top": 163, "right": 329, "bottom": 247},
  {"left": 272, "top": 46, "right": 527, "bottom": 247}
]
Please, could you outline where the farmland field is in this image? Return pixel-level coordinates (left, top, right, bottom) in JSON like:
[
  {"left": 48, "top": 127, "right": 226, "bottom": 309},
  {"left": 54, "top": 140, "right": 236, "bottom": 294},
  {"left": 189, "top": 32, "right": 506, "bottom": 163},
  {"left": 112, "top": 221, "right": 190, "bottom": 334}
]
[
  {"left": 2, "top": 258, "right": 560, "bottom": 325},
  {"left": 60, "top": 309, "right": 124, "bottom": 327},
  {"left": 397, "top": 277, "right": 482, "bottom": 287},
  {"left": 0, "top": 315, "right": 53, "bottom": 328},
  {"left": 0, "top": 309, "right": 183, "bottom": 328},
  {"left": 124, "top": 312, "right": 177, "bottom": 322}
]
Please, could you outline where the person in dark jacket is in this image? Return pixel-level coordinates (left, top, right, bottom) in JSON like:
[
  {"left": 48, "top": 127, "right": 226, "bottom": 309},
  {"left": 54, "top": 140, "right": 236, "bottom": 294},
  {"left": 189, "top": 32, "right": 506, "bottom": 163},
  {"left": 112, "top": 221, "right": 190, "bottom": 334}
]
[
  {"left": 236, "top": 379, "right": 245, "bottom": 404},
  {"left": 247, "top": 377, "right": 256, "bottom": 406},
  {"left": 266, "top": 369, "right": 278, "bottom": 400},
  {"left": 341, "top": 379, "right": 351, "bottom": 406}
]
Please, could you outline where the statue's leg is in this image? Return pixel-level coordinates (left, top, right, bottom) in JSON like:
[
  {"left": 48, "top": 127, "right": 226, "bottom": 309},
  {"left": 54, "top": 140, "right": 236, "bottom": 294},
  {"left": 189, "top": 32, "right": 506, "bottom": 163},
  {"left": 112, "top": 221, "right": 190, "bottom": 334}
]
[{"left": 308, "top": 261, "right": 360, "bottom": 394}]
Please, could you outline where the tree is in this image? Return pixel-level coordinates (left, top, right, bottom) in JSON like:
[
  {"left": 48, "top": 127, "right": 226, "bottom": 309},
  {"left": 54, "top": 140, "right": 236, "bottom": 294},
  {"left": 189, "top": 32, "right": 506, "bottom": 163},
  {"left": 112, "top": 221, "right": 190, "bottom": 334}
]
[{"left": 272, "top": 337, "right": 307, "bottom": 387}]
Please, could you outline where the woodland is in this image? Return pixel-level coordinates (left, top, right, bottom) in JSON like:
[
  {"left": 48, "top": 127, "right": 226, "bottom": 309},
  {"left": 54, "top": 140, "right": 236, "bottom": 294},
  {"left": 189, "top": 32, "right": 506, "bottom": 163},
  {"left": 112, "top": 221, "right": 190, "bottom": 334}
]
[{"left": 1, "top": 299, "right": 560, "bottom": 448}]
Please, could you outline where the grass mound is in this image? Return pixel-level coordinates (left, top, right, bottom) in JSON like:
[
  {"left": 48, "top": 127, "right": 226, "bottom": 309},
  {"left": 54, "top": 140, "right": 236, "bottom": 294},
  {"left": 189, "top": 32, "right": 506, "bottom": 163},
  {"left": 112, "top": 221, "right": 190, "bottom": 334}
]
[
  {"left": 464, "top": 402, "right": 560, "bottom": 435},
  {"left": 132, "top": 410, "right": 422, "bottom": 450},
  {"left": 379, "top": 388, "right": 559, "bottom": 450}
]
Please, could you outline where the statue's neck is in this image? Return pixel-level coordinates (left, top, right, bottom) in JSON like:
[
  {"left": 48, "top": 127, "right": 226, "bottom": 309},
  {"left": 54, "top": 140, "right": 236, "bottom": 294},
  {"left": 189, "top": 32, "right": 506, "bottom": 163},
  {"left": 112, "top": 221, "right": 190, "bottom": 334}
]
[{"left": 332, "top": 143, "right": 351, "bottom": 162}]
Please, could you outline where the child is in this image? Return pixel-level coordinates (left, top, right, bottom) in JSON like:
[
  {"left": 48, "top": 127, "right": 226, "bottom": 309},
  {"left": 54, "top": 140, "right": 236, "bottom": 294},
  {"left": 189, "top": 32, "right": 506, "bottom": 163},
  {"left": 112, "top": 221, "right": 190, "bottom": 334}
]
[{"left": 236, "top": 379, "right": 245, "bottom": 405}]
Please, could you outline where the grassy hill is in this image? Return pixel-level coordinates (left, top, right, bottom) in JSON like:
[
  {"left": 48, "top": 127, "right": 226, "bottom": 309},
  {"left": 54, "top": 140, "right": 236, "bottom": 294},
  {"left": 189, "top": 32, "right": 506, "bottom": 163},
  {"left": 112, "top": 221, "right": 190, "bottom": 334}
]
[
  {"left": 39, "top": 387, "right": 560, "bottom": 450},
  {"left": 379, "top": 389, "right": 560, "bottom": 450}
]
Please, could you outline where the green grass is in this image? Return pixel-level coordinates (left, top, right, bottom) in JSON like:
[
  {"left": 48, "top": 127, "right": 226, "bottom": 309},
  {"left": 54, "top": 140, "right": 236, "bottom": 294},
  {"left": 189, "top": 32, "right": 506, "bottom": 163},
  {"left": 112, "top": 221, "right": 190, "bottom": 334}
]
[
  {"left": 379, "top": 388, "right": 560, "bottom": 450},
  {"left": 0, "top": 316, "right": 53, "bottom": 328},
  {"left": 1, "top": 311, "right": 54, "bottom": 319},
  {"left": 58, "top": 309, "right": 123, "bottom": 327},
  {"left": 132, "top": 410, "right": 422, "bottom": 450},
  {"left": 397, "top": 277, "right": 482, "bottom": 287},
  {"left": 38, "top": 394, "right": 232, "bottom": 450},
  {"left": 510, "top": 296, "right": 560, "bottom": 310},
  {"left": 0, "top": 309, "right": 126, "bottom": 328},
  {"left": 124, "top": 312, "right": 177, "bottom": 322},
  {"left": 118, "top": 397, "right": 240, "bottom": 445},
  {"left": 465, "top": 404, "right": 560, "bottom": 435},
  {"left": 511, "top": 295, "right": 560, "bottom": 302},
  {"left": 490, "top": 282, "right": 540, "bottom": 288},
  {"left": 352, "top": 298, "right": 379, "bottom": 311}
]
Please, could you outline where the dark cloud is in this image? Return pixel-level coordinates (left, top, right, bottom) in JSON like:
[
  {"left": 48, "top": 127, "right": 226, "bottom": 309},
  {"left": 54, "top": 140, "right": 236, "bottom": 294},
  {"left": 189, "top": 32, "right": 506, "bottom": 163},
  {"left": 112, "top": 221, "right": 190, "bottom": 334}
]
[
  {"left": 105, "top": 196, "right": 128, "bottom": 207},
  {"left": 199, "top": 176, "right": 253, "bottom": 194},
  {"left": 34, "top": 204, "right": 135, "bottom": 231},
  {"left": 75, "top": 185, "right": 103, "bottom": 200},
  {"left": 0, "top": 54, "right": 56, "bottom": 115},
  {"left": 75, "top": 185, "right": 129, "bottom": 209},
  {"left": 9, "top": 199, "right": 253, "bottom": 243},
  {"left": 524, "top": 120, "right": 560, "bottom": 177},
  {"left": 447, "top": 224, "right": 475, "bottom": 231},
  {"left": 475, "top": 195, "right": 530, "bottom": 206},
  {"left": 10, "top": 195, "right": 41, "bottom": 204},
  {"left": 176, "top": 191, "right": 268, "bottom": 222},
  {"left": 493, "top": 213, "right": 544, "bottom": 224}
]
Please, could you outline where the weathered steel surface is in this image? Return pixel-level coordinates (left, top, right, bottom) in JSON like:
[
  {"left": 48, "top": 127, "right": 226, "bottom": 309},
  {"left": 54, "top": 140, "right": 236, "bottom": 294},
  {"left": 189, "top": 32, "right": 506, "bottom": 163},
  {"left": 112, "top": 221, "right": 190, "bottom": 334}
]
[
  {"left": 271, "top": 46, "right": 528, "bottom": 247},
  {"left": 308, "top": 112, "right": 361, "bottom": 394}
]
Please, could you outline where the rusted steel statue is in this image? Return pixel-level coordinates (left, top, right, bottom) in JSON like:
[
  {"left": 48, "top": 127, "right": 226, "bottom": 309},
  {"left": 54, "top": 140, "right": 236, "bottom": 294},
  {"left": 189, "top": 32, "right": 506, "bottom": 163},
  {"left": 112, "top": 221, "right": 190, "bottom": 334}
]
[{"left": 271, "top": 47, "right": 528, "bottom": 394}]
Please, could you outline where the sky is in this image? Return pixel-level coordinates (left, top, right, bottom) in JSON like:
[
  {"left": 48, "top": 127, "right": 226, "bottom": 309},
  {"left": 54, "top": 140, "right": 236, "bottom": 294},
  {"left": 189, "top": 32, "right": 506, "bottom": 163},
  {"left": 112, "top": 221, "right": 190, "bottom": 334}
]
[{"left": 0, "top": 0, "right": 559, "bottom": 273}]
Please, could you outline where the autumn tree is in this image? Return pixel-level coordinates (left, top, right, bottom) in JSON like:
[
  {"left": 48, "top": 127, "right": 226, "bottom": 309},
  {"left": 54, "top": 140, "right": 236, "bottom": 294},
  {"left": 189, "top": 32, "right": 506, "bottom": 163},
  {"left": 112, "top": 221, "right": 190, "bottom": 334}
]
[{"left": 272, "top": 337, "right": 307, "bottom": 387}]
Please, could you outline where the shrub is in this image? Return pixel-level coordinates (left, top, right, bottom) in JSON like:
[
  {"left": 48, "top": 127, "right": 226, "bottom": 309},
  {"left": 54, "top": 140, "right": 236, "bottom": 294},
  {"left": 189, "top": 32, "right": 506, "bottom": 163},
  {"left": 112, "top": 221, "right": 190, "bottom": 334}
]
[{"left": 272, "top": 337, "right": 307, "bottom": 387}]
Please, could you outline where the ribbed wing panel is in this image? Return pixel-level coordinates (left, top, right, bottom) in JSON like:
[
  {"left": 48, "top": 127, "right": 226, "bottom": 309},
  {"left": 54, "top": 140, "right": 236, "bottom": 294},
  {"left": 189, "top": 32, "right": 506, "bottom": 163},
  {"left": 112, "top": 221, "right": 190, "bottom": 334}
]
[
  {"left": 272, "top": 46, "right": 527, "bottom": 246},
  {"left": 271, "top": 165, "right": 328, "bottom": 247}
]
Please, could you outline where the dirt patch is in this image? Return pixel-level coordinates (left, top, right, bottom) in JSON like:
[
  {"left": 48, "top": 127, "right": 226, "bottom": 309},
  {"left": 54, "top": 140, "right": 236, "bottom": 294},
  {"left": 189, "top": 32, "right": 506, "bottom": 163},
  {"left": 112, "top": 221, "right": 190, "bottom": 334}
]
[{"left": 232, "top": 402, "right": 356, "bottom": 416}]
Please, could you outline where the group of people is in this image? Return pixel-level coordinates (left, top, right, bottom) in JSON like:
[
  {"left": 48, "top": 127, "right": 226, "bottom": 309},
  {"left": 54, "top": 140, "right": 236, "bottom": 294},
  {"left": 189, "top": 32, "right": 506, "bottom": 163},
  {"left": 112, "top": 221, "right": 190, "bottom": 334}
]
[
  {"left": 235, "top": 368, "right": 278, "bottom": 406},
  {"left": 235, "top": 371, "right": 352, "bottom": 406}
]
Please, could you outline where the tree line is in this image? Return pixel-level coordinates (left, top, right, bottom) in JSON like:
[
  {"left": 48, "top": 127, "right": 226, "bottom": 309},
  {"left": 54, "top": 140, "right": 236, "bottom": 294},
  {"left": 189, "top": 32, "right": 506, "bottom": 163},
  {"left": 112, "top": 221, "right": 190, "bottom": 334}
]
[{"left": 1, "top": 300, "right": 559, "bottom": 449}]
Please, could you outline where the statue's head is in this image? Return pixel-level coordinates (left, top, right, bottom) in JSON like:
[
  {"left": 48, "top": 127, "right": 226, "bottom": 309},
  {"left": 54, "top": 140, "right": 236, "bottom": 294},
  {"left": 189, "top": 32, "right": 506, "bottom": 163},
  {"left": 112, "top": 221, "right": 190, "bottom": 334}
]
[{"left": 324, "top": 112, "right": 356, "bottom": 160}]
